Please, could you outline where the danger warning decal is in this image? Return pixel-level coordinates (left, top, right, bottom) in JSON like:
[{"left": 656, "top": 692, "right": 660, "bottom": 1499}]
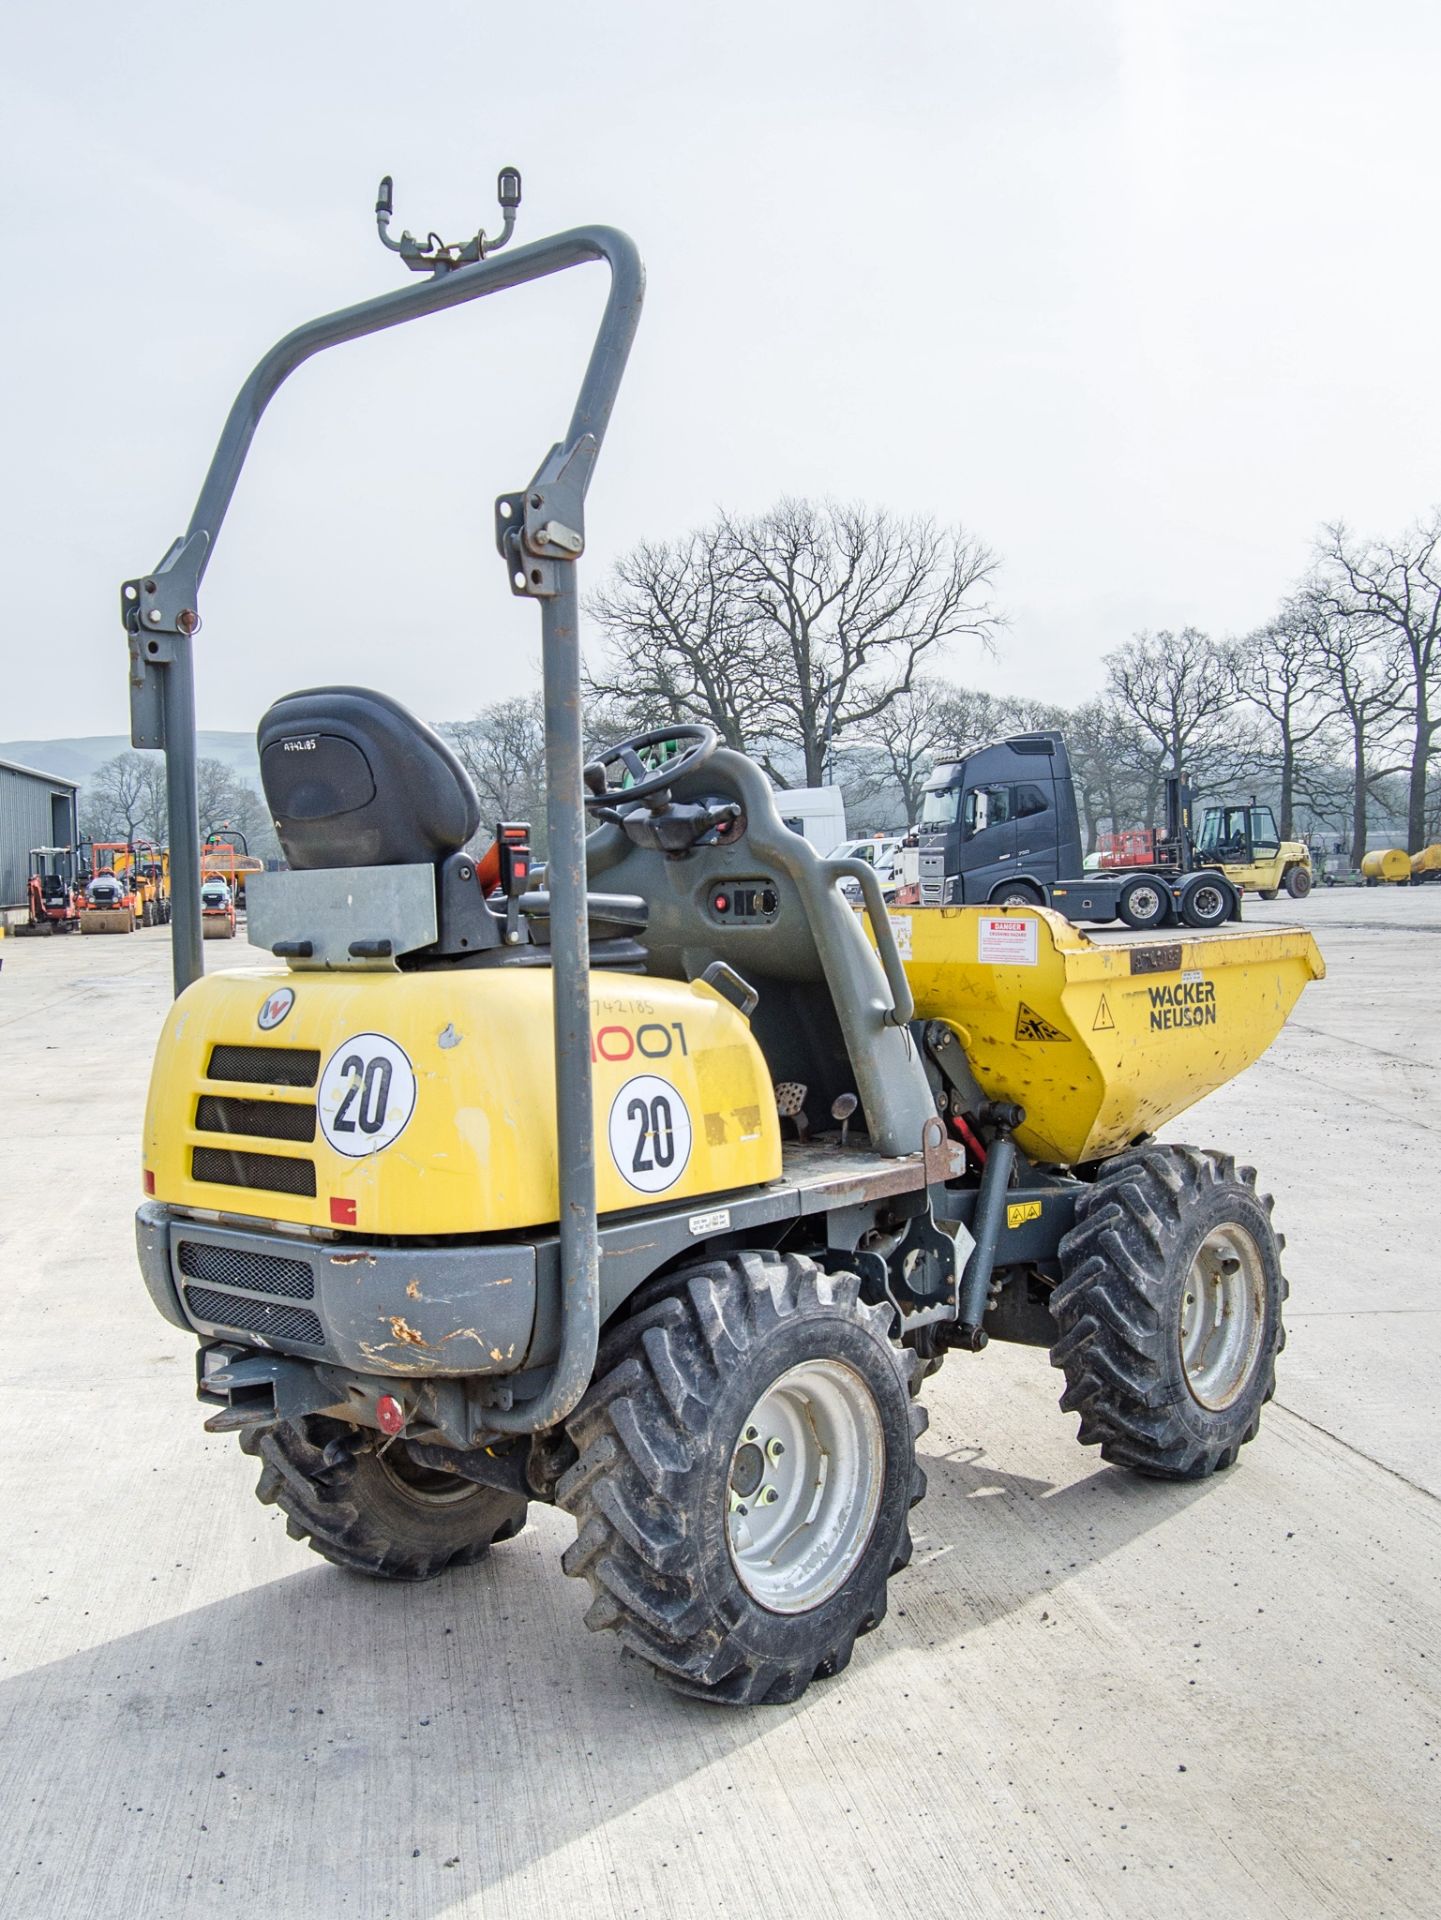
[
  {"left": 608, "top": 1074, "right": 693, "bottom": 1194},
  {"left": 1015, "top": 1002, "right": 1070, "bottom": 1043},
  {"left": 979, "top": 916, "right": 1038, "bottom": 966}
]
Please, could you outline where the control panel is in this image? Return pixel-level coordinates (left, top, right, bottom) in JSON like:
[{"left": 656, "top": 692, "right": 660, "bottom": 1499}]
[{"left": 707, "top": 879, "right": 780, "bottom": 924}]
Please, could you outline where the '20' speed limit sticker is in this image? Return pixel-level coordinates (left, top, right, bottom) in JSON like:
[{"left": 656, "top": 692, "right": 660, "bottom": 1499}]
[
  {"left": 609, "top": 1074, "right": 692, "bottom": 1194},
  {"left": 318, "top": 1034, "right": 418, "bottom": 1158}
]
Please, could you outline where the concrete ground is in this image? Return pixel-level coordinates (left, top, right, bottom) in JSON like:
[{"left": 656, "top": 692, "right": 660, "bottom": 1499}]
[{"left": 1, "top": 890, "right": 1436, "bottom": 1919}]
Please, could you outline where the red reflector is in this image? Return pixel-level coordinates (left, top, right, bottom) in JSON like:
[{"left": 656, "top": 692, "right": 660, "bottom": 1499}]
[
  {"left": 142, "top": 1169, "right": 156, "bottom": 1195},
  {"left": 514, "top": 860, "right": 527, "bottom": 880},
  {"left": 330, "top": 1197, "right": 358, "bottom": 1226},
  {"left": 376, "top": 1393, "right": 405, "bottom": 1435},
  {"left": 714, "top": 894, "right": 728, "bottom": 913}
]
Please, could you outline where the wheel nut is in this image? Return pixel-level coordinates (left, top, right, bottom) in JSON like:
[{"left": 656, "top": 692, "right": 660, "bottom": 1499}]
[
  {"left": 766, "top": 1438, "right": 785, "bottom": 1460},
  {"left": 760, "top": 1486, "right": 779, "bottom": 1506}
]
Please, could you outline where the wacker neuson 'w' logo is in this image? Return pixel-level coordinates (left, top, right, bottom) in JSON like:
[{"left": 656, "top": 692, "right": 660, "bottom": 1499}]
[{"left": 1148, "top": 981, "right": 1217, "bottom": 1031}]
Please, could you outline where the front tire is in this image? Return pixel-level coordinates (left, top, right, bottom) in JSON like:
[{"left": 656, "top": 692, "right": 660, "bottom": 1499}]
[
  {"left": 241, "top": 1418, "right": 528, "bottom": 1579},
  {"left": 557, "top": 1252, "right": 926, "bottom": 1705},
  {"left": 991, "top": 881, "right": 1043, "bottom": 907},
  {"left": 1049, "top": 1146, "right": 1286, "bottom": 1479}
]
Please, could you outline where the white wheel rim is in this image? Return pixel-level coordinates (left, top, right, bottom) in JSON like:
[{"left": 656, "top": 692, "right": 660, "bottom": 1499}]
[
  {"left": 726, "top": 1359, "right": 885, "bottom": 1614},
  {"left": 1128, "top": 885, "right": 1161, "bottom": 919},
  {"left": 1191, "top": 885, "right": 1225, "bottom": 920},
  {"left": 1179, "top": 1224, "right": 1265, "bottom": 1409}
]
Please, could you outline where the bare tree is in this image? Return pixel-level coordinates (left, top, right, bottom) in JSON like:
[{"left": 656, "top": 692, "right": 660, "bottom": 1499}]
[
  {"left": 1231, "top": 600, "right": 1338, "bottom": 837},
  {"left": 586, "top": 500, "right": 1001, "bottom": 786},
  {"left": 855, "top": 679, "right": 963, "bottom": 824},
  {"left": 1312, "top": 516, "right": 1441, "bottom": 850},
  {"left": 445, "top": 695, "right": 547, "bottom": 847},
  {"left": 584, "top": 527, "right": 765, "bottom": 752},
  {"left": 1301, "top": 591, "right": 1410, "bottom": 859},
  {"left": 1064, "top": 698, "right": 1157, "bottom": 852},
  {"left": 729, "top": 500, "right": 1001, "bottom": 783},
  {"left": 80, "top": 751, "right": 160, "bottom": 847},
  {"left": 1104, "top": 630, "right": 1246, "bottom": 786}
]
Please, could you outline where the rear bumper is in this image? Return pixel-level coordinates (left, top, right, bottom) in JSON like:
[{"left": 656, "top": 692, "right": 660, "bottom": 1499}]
[{"left": 135, "top": 1202, "right": 536, "bottom": 1377}]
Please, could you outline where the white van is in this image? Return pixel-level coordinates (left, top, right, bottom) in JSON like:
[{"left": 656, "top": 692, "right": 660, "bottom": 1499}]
[
  {"left": 775, "top": 785, "right": 848, "bottom": 855},
  {"left": 832, "top": 835, "right": 905, "bottom": 900}
]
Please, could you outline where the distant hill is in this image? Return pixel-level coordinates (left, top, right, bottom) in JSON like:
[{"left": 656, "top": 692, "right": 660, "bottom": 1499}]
[{"left": 0, "top": 732, "right": 262, "bottom": 792}]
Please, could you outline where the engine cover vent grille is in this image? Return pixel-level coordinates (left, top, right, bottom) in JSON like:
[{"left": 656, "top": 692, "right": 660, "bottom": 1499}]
[
  {"left": 191, "top": 1146, "right": 317, "bottom": 1197},
  {"left": 182, "top": 1284, "right": 324, "bottom": 1348},
  {"left": 207, "top": 1044, "right": 320, "bottom": 1088},
  {"left": 176, "top": 1239, "right": 314, "bottom": 1300},
  {"left": 195, "top": 1095, "right": 317, "bottom": 1144}
]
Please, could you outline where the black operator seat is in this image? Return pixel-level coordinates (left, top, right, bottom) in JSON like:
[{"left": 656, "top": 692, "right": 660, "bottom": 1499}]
[
  {"left": 257, "top": 686, "right": 648, "bottom": 968},
  {"left": 258, "top": 687, "right": 479, "bottom": 871}
]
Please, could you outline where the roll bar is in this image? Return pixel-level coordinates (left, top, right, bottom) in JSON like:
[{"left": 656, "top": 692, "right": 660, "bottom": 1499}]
[{"left": 123, "top": 195, "right": 645, "bottom": 1435}]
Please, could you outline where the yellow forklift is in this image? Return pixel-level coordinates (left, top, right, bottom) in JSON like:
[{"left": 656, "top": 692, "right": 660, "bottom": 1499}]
[
  {"left": 126, "top": 168, "right": 1323, "bottom": 1704},
  {"left": 1195, "top": 802, "right": 1312, "bottom": 900}
]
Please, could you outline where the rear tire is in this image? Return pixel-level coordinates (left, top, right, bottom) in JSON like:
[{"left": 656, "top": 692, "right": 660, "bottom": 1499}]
[
  {"left": 1258, "top": 888, "right": 1279, "bottom": 901},
  {"left": 1284, "top": 865, "right": 1313, "bottom": 899},
  {"left": 1117, "top": 876, "right": 1170, "bottom": 930},
  {"left": 557, "top": 1252, "right": 926, "bottom": 1705},
  {"left": 1180, "top": 875, "right": 1233, "bottom": 928},
  {"left": 241, "top": 1417, "right": 527, "bottom": 1579},
  {"left": 1049, "top": 1146, "right": 1286, "bottom": 1479}
]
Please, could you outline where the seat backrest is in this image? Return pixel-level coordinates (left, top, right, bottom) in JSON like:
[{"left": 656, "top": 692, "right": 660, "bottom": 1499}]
[{"left": 258, "top": 687, "right": 480, "bottom": 872}]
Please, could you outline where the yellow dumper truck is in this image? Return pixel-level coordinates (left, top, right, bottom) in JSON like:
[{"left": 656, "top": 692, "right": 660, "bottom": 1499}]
[{"left": 126, "top": 167, "right": 1324, "bottom": 1706}]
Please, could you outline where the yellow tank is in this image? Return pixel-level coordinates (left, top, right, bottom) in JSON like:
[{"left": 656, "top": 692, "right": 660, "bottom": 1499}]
[
  {"left": 1409, "top": 844, "right": 1441, "bottom": 879},
  {"left": 1362, "top": 849, "right": 1411, "bottom": 884},
  {"left": 143, "top": 967, "right": 781, "bottom": 1235},
  {"left": 874, "top": 906, "right": 1324, "bottom": 1166}
]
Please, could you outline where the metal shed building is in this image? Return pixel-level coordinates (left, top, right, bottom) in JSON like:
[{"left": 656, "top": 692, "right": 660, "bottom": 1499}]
[{"left": 1, "top": 758, "right": 80, "bottom": 911}]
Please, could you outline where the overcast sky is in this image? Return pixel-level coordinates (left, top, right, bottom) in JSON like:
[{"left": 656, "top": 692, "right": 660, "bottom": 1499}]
[{"left": 3, "top": 0, "right": 1438, "bottom": 743}]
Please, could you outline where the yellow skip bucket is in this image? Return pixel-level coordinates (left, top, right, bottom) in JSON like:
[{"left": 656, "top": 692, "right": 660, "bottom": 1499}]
[{"left": 872, "top": 906, "right": 1324, "bottom": 1166}]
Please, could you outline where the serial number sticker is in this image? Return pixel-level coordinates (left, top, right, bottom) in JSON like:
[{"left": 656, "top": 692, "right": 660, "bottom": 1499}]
[
  {"left": 887, "top": 913, "right": 913, "bottom": 958},
  {"left": 978, "top": 916, "right": 1038, "bottom": 966},
  {"left": 1007, "top": 1200, "right": 1042, "bottom": 1229},
  {"left": 317, "top": 1034, "right": 417, "bottom": 1159},
  {"left": 1181, "top": 968, "right": 1203, "bottom": 985},
  {"left": 688, "top": 1207, "right": 731, "bottom": 1237},
  {"left": 609, "top": 1074, "right": 693, "bottom": 1195}
]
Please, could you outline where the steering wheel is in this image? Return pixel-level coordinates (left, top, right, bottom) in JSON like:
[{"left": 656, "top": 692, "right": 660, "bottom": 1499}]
[{"left": 583, "top": 724, "right": 719, "bottom": 808}]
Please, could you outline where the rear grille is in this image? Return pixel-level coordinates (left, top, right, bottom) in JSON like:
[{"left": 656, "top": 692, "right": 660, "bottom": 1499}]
[
  {"left": 207, "top": 1044, "right": 319, "bottom": 1088},
  {"left": 192, "top": 1146, "right": 317, "bottom": 1197},
  {"left": 176, "top": 1239, "right": 314, "bottom": 1300},
  {"left": 195, "top": 1095, "right": 317, "bottom": 1143},
  {"left": 182, "top": 1283, "right": 324, "bottom": 1348}
]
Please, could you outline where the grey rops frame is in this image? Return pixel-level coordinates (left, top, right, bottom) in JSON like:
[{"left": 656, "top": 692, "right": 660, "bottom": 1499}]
[{"left": 123, "top": 176, "right": 645, "bottom": 1430}]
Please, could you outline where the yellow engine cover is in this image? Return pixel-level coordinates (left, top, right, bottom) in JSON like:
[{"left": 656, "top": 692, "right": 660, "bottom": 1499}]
[{"left": 143, "top": 966, "right": 781, "bottom": 1235}]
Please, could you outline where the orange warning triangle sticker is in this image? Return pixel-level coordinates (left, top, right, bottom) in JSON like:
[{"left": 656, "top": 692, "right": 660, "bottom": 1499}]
[
  {"left": 1015, "top": 1001, "right": 1070, "bottom": 1043},
  {"left": 1092, "top": 993, "right": 1115, "bottom": 1032}
]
